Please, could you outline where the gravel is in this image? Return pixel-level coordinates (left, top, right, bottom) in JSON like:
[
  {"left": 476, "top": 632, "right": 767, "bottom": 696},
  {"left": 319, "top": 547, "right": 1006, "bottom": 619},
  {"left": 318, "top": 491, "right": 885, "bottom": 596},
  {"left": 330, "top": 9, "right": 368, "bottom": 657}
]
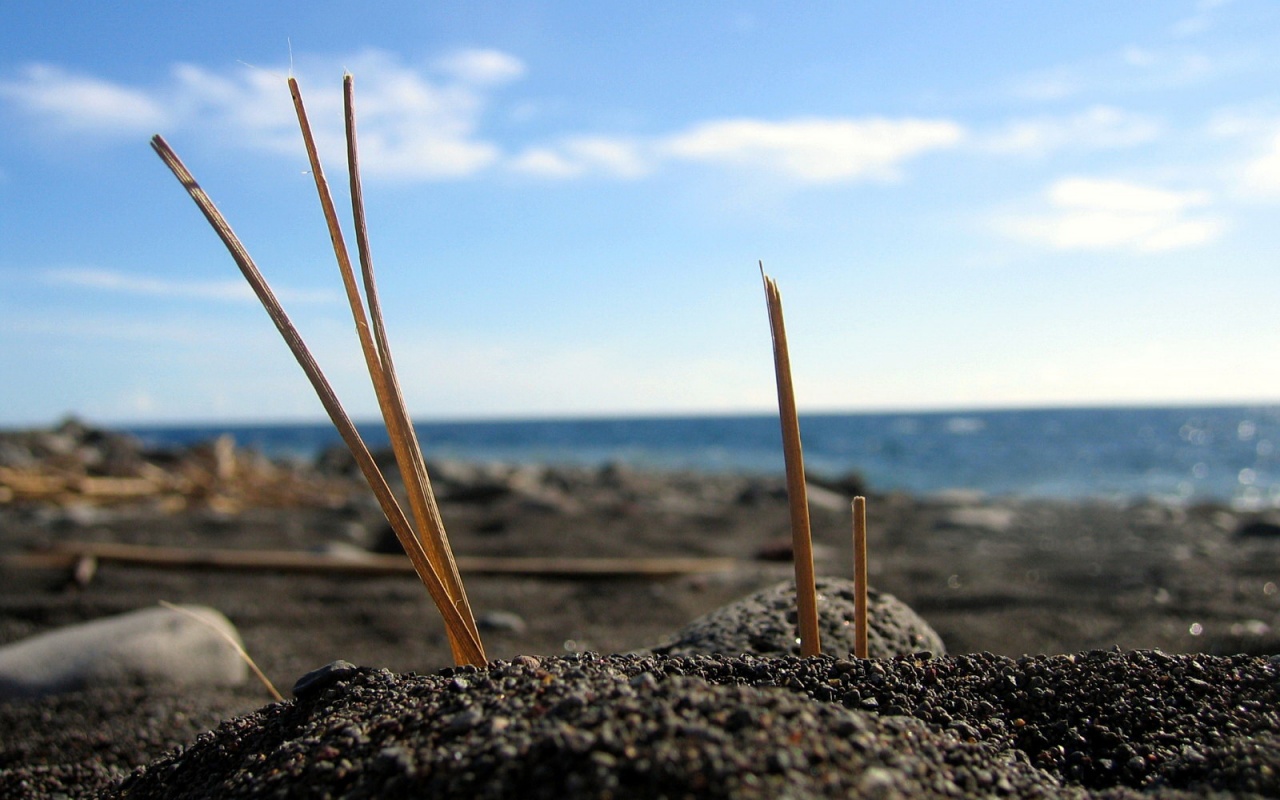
[{"left": 106, "top": 648, "right": 1280, "bottom": 799}]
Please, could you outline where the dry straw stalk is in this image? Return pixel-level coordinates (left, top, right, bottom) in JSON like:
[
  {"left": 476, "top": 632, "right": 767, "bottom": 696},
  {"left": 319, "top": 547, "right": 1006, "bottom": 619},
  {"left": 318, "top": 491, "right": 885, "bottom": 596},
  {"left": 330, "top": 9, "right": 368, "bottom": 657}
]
[
  {"left": 151, "top": 75, "right": 485, "bottom": 666},
  {"left": 852, "top": 495, "right": 869, "bottom": 659},
  {"left": 760, "top": 265, "right": 822, "bottom": 657}
]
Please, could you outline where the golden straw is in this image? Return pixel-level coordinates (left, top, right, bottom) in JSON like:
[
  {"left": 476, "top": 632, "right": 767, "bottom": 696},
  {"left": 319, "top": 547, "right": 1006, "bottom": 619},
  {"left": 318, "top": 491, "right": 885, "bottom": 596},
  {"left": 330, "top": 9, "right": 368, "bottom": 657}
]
[
  {"left": 151, "top": 128, "right": 485, "bottom": 666},
  {"left": 342, "top": 76, "right": 479, "bottom": 650},
  {"left": 760, "top": 263, "right": 821, "bottom": 657},
  {"left": 852, "top": 496, "right": 868, "bottom": 659},
  {"left": 287, "top": 75, "right": 482, "bottom": 663}
]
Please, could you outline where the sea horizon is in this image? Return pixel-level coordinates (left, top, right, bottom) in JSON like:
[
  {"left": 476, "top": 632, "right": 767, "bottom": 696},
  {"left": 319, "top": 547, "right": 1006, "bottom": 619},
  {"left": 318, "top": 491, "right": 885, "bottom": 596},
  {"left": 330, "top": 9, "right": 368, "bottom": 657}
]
[{"left": 91, "top": 402, "right": 1280, "bottom": 510}]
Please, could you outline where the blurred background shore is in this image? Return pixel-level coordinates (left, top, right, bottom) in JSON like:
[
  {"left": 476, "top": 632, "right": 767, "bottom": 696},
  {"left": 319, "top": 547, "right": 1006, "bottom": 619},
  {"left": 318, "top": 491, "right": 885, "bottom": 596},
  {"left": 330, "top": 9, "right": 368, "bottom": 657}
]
[{"left": 4, "top": 408, "right": 1280, "bottom": 681}]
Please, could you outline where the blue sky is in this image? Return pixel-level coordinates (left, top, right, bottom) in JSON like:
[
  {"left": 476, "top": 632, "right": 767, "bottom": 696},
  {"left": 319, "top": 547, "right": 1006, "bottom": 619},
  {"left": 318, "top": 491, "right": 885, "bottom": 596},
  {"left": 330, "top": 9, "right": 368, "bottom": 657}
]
[{"left": 3, "top": 1, "right": 1280, "bottom": 426}]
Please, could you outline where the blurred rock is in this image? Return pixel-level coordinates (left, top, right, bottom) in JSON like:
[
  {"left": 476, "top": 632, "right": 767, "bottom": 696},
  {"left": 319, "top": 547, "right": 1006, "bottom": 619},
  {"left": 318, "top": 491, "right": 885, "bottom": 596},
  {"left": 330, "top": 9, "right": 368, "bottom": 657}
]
[
  {"left": 0, "top": 605, "right": 248, "bottom": 700},
  {"left": 936, "top": 505, "right": 1017, "bottom": 533},
  {"left": 1236, "top": 514, "right": 1280, "bottom": 538},
  {"left": 476, "top": 610, "right": 528, "bottom": 634}
]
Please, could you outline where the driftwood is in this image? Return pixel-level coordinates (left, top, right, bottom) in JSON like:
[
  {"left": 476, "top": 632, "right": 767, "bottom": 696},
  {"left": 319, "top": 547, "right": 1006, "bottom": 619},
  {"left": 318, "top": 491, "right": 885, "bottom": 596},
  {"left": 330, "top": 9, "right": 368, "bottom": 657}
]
[
  {"left": 0, "top": 461, "right": 353, "bottom": 512},
  {"left": 4, "top": 541, "right": 742, "bottom": 580}
]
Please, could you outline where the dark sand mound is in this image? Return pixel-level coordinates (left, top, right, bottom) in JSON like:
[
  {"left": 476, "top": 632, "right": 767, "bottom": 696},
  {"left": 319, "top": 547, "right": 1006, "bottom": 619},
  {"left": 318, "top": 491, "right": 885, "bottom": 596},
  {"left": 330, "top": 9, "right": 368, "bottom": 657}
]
[{"left": 108, "top": 650, "right": 1280, "bottom": 799}]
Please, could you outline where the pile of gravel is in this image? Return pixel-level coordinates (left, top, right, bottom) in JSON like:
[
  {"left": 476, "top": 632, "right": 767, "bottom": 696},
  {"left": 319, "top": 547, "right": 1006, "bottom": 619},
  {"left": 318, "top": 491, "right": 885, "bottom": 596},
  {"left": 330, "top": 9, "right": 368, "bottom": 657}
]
[
  {"left": 109, "top": 648, "right": 1280, "bottom": 799},
  {"left": 647, "top": 577, "right": 946, "bottom": 659}
]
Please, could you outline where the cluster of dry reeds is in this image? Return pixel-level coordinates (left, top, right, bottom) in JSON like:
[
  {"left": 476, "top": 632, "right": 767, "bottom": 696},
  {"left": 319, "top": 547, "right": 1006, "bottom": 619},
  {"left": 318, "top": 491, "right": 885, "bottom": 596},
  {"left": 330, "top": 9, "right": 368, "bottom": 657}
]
[
  {"left": 153, "top": 76, "right": 484, "bottom": 666},
  {"left": 153, "top": 74, "right": 870, "bottom": 668}
]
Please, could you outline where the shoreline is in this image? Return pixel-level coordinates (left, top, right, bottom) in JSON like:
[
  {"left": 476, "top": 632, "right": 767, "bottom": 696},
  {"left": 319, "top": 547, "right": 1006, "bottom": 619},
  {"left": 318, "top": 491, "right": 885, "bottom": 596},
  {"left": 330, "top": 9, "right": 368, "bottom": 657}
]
[{"left": 75, "top": 404, "right": 1280, "bottom": 507}]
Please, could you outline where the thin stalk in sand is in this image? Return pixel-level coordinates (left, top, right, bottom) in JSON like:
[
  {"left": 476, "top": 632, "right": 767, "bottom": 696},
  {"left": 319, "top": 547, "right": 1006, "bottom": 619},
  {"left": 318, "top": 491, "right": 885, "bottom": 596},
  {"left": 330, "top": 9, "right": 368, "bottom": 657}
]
[
  {"left": 852, "top": 495, "right": 868, "bottom": 659},
  {"left": 159, "top": 601, "right": 284, "bottom": 702},
  {"left": 288, "top": 75, "right": 482, "bottom": 664},
  {"left": 760, "top": 264, "right": 822, "bottom": 658}
]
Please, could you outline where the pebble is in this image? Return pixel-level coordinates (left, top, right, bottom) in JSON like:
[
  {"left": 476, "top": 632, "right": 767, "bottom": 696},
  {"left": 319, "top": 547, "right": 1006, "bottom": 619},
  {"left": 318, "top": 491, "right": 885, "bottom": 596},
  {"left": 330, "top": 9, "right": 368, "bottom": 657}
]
[{"left": 293, "top": 659, "right": 359, "bottom": 698}]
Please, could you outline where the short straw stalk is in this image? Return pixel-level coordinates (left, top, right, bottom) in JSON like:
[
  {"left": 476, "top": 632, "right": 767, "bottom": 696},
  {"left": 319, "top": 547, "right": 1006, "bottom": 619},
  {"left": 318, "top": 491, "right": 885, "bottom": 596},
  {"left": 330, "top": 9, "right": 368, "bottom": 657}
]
[
  {"left": 852, "top": 496, "right": 868, "bottom": 659},
  {"left": 760, "top": 264, "right": 822, "bottom": 657}
]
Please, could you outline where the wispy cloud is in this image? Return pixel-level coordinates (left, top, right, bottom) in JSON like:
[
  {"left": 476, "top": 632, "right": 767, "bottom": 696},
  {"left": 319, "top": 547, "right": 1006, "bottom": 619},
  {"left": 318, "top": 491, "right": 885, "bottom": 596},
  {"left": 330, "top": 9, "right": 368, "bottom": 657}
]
[
  {"left": 1171, "top": 0, "right": 1235, "bottom": 38},
  {"left": 5, "top": 53, "right": 962, "bottom": 186},
  {"left": 510, "top": 136, "right": 650, "bottom": 179},
  {"left": 659, "top": 117, "right": 964, "bottom": 183},
  {"left": 433, "top": 48, "right": 526, "bottom": 85},
  {"left": 42, "top": 267, "right": 338, "bottom": 304},
  {"left": 994, "top": 177, "right": 1225, "bottom": 252},
  {"left": 1005, "top": 42, "right": 1227, "bottom": 103},
  {"left": 1007, "top": 66, "right": 1083, "bottom": 102},
  {"left": 2, "top": 53, "right": 961, "bottom": 188},
  {"left": 1238, "top": 132, "right": 1280, "bottom": 197},
  {"left": 983, "top": 106, "right": 1162, "bottom": 156},
  {"left": 0, "top": 49, "right": 520, "bottom": 180},
  {"left": 0, "top": 63, "right": 171, "bottom": 135},
  {"left": 1198, "top": 110, "right": 1280, "bottom": 199},
  {"left": 508, "top": 116, "right": 965, "bottom": 184}
]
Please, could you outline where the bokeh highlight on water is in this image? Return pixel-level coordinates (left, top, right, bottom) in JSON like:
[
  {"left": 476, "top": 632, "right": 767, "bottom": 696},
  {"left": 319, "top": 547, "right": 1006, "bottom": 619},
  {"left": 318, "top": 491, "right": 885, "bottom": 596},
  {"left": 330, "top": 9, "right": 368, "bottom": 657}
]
[{"left": 129, "top": 405, "right": 1280, "bottom": 508}]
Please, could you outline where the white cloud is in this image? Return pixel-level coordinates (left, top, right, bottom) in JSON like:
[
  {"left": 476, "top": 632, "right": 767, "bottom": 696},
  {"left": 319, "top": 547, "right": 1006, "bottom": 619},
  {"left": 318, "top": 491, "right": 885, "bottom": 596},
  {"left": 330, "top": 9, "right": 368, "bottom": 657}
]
[
  {"left": 1121, "top": 47, "right": 1158, "bottom": 68},
  {"left": 1005, "top": 43, "right": 1227, "bottom": 106},
  {"left": 1049, "top": 178, "right": 1208, "bottom": 214},
  {"left": 660, "top": 117, "right": 964, "bottom": 183},
  {"left": 42, "top": 267, "right": 338, "bottom": 304},
  {"left": 1237, "top": 132, "right": 1280, "bottom": 196},
  {"left": 984, "top": 106, "right": 1161, "bottom": 156},
  {"left": 0, "top": 50, "right": 518, "bottom": 180},
  {"left": 1007, "top": 67, "right": 1083, "bottom": 101},
  {"left": 1172, "top": 0, "right": 1234, "bottom": 38},
  {"left": 508, "top": 148, "right": 580, "bottom": 178},
  {"left": 1203, "top": 110, "right": 1280, "bottom": 199},
  {"left": 2, "top": 53, "right": 962, "bottom": 189},
  {"left": 995, "top": 177, "right": 1225, "bottom": 252},
  {"left": 176, "top": 50, "right": 509, "bottom": 180},
  {"left": 510, "top": 116, "right": 964, "bottom": 184},
  {"left": 0, "top": 63, "right": 171, "bottom": 134},
  {"left": 434, "top": 49, "right": 526, "bottom": 85},
  {"left": 510, "top": 136, "right": 649, "bottom": 179}
]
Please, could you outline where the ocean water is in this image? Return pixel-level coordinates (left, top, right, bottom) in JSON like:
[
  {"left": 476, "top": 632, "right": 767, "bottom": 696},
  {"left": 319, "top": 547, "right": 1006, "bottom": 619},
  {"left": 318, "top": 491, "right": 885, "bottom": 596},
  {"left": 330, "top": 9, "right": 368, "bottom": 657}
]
[{"left": 127, "top": 405, "right": 1280, "bottom": 508}]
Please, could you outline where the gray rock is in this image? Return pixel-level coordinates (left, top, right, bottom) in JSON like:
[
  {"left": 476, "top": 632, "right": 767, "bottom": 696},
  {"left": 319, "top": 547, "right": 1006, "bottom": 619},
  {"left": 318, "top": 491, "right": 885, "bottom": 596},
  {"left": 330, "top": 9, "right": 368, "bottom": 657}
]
[
  {"left": 936, "top": 505, "right": 1017, "bottom": 533},
  {"left": 0, "top": 605, "right": 248, "bottom": 700},
  {"left": 647, "top": 577, "right": 945, "bottom": 659},
  {"left": 476, "top": 610, "right": 528, "bottom": 634}
]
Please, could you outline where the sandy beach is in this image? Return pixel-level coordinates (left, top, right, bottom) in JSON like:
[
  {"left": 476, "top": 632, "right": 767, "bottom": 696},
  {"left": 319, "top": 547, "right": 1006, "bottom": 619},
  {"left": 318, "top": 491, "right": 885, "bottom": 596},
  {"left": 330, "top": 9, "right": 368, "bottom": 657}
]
[{"left": 3, "top": 424, "right": 1280, "bottom": 796}]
